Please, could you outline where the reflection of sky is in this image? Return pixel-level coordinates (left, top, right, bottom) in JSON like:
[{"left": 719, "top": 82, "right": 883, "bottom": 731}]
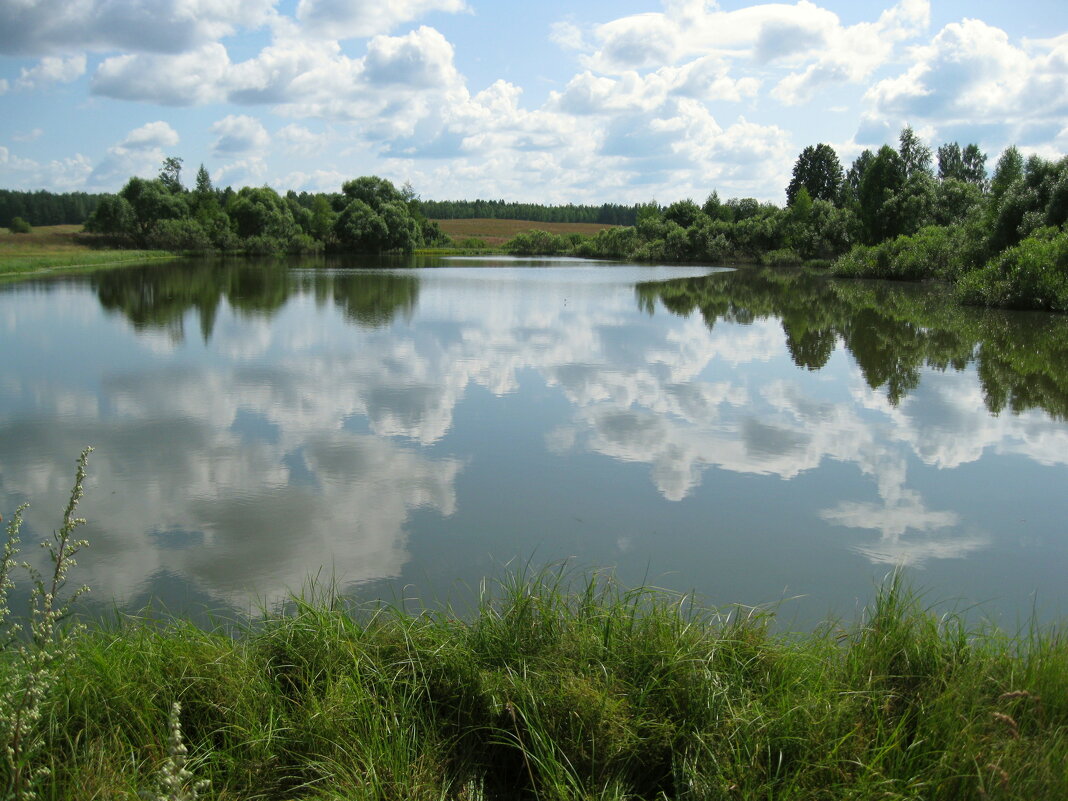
[{"left": 1, "top": 265, "right": 1068, "bottom": 622}]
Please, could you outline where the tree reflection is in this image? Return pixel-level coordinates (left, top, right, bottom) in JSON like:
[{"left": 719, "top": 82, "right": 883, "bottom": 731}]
[
  {"left": 637, "top": 267, "right": 1068, "bottom": 419},
  {"left": 93, "top": 259, "right": 420, "bottom": 341}
]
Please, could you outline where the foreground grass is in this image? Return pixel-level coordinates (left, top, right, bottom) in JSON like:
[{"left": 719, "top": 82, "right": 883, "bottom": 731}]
[
  {"left": 2, "top": 569, "right": 1064, "bottom": 800},
  {"left": 0, "top": 225, "right": 174, "bottom": 280}
]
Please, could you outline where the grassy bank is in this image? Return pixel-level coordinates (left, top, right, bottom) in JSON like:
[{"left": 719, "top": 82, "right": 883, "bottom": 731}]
[
  {"left": 0, "top": 225, "right": 175, "bottom": 280},
  {"left": 433, "top": 218, "right": 618, "bottom": 248},
  {"left": 0, "top": 568, "right": 1061, "bottom": 800}
]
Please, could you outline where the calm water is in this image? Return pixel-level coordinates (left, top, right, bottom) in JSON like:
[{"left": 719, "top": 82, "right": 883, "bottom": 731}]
[{"left": 2, "top": 256, "right": 1067, "bottom": 629}]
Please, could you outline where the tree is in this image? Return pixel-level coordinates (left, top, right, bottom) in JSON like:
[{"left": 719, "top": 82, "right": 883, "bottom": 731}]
[
  {"left": 938, "top": 142, "right": 987, "bottom": 186},
  {"left": 194, "top": 164, "right": 213, "bottom": 196},
  {"left": 159, "top": 157, "right": 184, "bottom": 194},
  {"left": 341, "top": 176, "right": 405, "bottom": 208},
  {"left": 83, "top": 195, "right": 135, "bottom": 237},
  {"left": 858, "top": 145, "right": 906, "bottom": 244},
  {"left": 843, "top": 150, "right": 874, "bottom": 207},
  {"left": 898, "top": 126, "right": 932, "bottom": 179},
  {"left": 119, "top": 177, "right": 188, "bottom": 243},
  {"left": 786, "top": 143, "right": 844, "bottom": 206},
  {"left": 662, "top": 199, "right": 705, "bottom": 228},
  {"left": 990, "top": 145, "right": 1024, "bottom": 202},
  {"left": 961, "top": 144, "right": 987, "bottom": 186}
]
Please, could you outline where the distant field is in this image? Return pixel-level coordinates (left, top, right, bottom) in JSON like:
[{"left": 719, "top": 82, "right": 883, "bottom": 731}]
[
  {"left": 433, "top": 218, "right": 618, "bottom": 246},
  {"left": 0, "top": 224, "right": 88, "bottom": 255},
  {"left": 0, "top": 224, "right": 173, "bottom": 279}
]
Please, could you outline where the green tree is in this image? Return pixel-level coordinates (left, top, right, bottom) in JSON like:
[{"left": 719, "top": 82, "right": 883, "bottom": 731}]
[
  {"left": 898, "top": 126, "right": 932, "bottom": 179},
  {"left": 83, "top": 195, "right": 135, "bottom": 237},
  {"left": 858, "top": 145, "right": 906, "bottom": 244},
  {"left": 786, "top": 143, "right": 844, "bottom": 206},
  {"left": 334, "top": 199, "right": 390, "bottom": 251},
  {"left": 159, "top": 157, "right": 184, "bottom": 194},
  {"left": 119, "top": 177, "right": 188, "bottom": 244},
  {"left": 844, "top": 149, "right": 875, "bottom": 206},
  {"left": 990, "top": 145, "right": 1024, "bottom": 202}
]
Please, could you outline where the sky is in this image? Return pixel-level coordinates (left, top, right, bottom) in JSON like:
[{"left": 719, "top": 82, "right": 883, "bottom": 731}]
[{"left": 1, "top": 0, "right": 1067, "bottom": 205}]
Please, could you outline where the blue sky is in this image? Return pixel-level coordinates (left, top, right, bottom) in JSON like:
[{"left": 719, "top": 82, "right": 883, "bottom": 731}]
[{"left": 1, "top": 0, "right": 1066, "bottom": 204}]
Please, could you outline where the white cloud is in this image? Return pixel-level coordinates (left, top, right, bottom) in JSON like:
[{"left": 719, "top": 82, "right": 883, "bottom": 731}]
[
  {"left": 866, "top": 18, "right": 1068, "bottom": 125},
  {"left": 213, "top": 157, "right": 269, "bottom": 186},
  {"left": 277, "top": 124, "right": 328, "bottom": 155},
  {"left": 0, "top": 147, "right": 93, "bottom": 190},
  {"left": 86, "top": 122, "right": 180, "bottom": 188},
  {"left": 123, "top": 121, "right": 180, "bottom": 150},
  {"left": 11, "top": 128, "right": 45, "bottom": 143},
  {"left": 0, "top": 0, "right": 275, "bottom": 56},
  {"left": 296, "top": 0, "right": 467, "bottom": 40},
  {"left": 211, "top": 114, "right": 270, "bottom": 154},
  {"left": 15, "top": 54, "right": 86, "bottom": 89},
  {"left": 92, "top": 43, "right": 232, "bottom": 105}
]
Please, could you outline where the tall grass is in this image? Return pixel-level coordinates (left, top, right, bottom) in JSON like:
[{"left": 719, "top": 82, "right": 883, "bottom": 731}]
[
  {"left": 2, "top": 466, "right": 1067, "bottom": 799},
  {"left": 0, "top": 568, "right": 1060, "bottom": 799}
]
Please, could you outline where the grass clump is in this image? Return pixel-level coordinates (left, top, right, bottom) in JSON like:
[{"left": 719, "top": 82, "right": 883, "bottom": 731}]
[{"left": 3, "top": 466, "right": 1068, "bottom": 799}]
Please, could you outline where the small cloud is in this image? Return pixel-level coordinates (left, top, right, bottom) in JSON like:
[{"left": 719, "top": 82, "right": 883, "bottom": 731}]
[
  {"left": 277, "top": 124, "right": 327, "bottom": 155},
  {"left": 210, "top": 114, "right": 270, "bottom": 155},
  {"left": 16, "top": 54, "right": 86, "bottom": 90},
  {"left": 123, "top": 121, "right": 180, "bottom": 150},
  {"left": 550, "top": 20, "right": 587, "bottom": 51},
  {"left": 296, "top": 0, "right": 467, "bottom": 40},
  {"left": 12, "top": 128, "right": 45, "bottom": 143}
]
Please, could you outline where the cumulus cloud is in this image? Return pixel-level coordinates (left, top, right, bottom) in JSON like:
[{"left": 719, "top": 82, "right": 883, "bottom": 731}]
[
  {"left": 211, "top": 114, "right": 270, "bottom": 154},
  {"left": 86, "top": 121, "right": 180, "bottom": 188},
  {"left": 0, "top": 0, "right": 275, "bottom": 56},
  {"left": 277, "top": 124, "right": 328, "bottom": 155},
  {"left": 296, "top": 0, "right": 467, "bottom": 40},
  {"left": 11, "top": 128, "right": 45, "bottom": 143},
  {"left": 14, "top": 54, "right": 86, "bottom": 90},
  {"left": 866, "top": 18, "right": 1068, "bottom": 124},
  {"left": 0, "top": 146, "right": 92, "bottom": 190},
  {"left": 92, "top": 43, "right": 232, "bottom": 105}
]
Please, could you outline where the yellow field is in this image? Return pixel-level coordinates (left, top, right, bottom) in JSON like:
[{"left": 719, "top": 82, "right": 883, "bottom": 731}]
[
  {"left": 433, "top": 218, "right": 617, "bottom": 246},
  {"left": 0, "top": 224, "right": 88, "bottom": 256}
]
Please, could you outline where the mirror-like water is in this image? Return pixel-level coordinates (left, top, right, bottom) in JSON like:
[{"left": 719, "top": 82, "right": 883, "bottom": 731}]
[{"left": 2, "top": 256, "right": 1067, "bottom": 628}]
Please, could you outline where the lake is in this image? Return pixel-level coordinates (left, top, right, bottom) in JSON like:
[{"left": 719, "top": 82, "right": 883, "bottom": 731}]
[{"left": 2, "top": 256, "right": 1067, "bottom": 629}]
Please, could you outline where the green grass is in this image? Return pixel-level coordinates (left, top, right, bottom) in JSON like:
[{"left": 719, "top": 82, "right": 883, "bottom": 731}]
[
  {"left": 0, "top": 224, "right": 177, "bottom": 281},
  {"left": 0, "top": 250, "right": 177, "bottom": 279},
  {"left": 3, "top": 568, "right": 1067, "bottom": 800}
]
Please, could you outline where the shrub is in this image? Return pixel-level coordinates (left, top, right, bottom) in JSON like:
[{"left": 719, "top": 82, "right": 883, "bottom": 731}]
[
  {"left": 7, "top": 217, "right": 31, "bottom": 234},
  {"left": 146, "top": 219, "right": 211, "bottom": 252},
  {"left": 957, "top": 226, "right": 1068, "bottom": 311},
  {"left": 505, "top": 229, "right": 569, "bottom": 256}
]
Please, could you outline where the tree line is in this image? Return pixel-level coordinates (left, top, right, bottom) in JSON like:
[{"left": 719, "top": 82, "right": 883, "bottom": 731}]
[
  {"left": 0, "top": 189, "right": 106, "bottom": 228},
  {"left": 414, "top": 198, "right": 640, "bottom": 225},
  {"left": 82, "top": 159, "right": 449, "bottom": 255},
  {"left": 509, "top": 128, "right": 1066, "bottom": 312}
]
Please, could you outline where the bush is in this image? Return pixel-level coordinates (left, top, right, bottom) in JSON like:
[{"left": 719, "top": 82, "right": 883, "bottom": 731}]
[
  {"left": 7, "top": 216, "right": 32, "bottom": 234},
  {"left": 146, "top": 218, "right": 211, "bottom": 252},
  {"left": 505, "top": 229, "right": 569, "bottom": 256},
  {"left": 833, "top": 225, "right": 985, "bottom": 282},
  {"left": 760, "top": 248, "right": 803, "bottom": 266},
  {"left": 957, "top": 227, "right": 1068, "bottom": 311}
]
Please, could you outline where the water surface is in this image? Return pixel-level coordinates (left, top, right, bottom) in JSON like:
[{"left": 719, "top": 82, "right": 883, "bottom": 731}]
[{"left": 1, "top": 256, "right": 1066, "bottom": 628}]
